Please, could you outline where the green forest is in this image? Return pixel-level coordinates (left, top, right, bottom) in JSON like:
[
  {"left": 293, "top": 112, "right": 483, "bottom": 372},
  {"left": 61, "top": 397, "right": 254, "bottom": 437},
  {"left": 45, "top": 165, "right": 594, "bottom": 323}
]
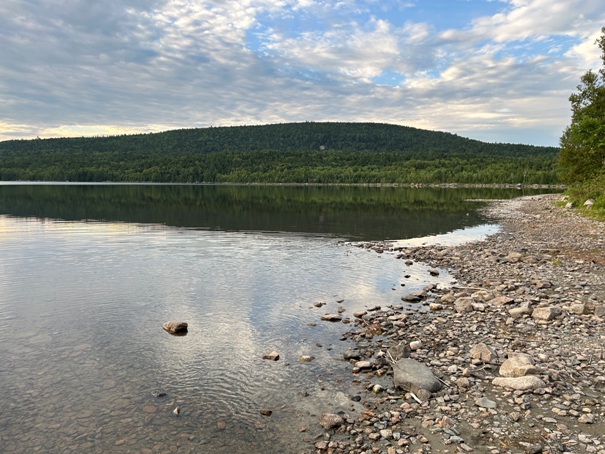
[{"left": 0, "top": 122, "right": 560, "bottom": 184}]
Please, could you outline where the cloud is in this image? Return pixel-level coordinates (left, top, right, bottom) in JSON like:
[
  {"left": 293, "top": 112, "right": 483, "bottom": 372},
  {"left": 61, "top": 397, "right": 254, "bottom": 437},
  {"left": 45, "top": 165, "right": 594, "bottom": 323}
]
[{"left": 0, "top": 0, "right": 604, "bottom": 146}]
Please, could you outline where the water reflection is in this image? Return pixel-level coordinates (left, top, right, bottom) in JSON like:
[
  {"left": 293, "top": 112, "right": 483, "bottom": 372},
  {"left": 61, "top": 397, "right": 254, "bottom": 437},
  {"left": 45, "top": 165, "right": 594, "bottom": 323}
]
[
  {"left": 1, "top": 216, "right": 452, "bottom": 453},
  {"left": 0, "top": 183, "right": 559, "bottom": 241}
]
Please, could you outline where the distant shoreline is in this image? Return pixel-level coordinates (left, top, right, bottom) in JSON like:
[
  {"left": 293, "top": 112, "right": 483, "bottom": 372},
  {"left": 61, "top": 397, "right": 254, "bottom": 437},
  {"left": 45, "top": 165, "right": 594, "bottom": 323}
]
[{"left": 0, "top": 181, "right": 567, "bottom": 189}]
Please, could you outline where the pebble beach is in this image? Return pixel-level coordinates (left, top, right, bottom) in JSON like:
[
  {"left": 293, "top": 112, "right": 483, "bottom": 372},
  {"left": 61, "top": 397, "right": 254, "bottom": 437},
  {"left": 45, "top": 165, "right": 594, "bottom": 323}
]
[{"left": 312, "top": 194, "right": 605, "bottom": 454}]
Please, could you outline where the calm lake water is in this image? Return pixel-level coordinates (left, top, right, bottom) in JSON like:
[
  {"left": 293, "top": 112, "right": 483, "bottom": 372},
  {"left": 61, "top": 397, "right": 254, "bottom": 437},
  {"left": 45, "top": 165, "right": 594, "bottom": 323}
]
[{"left": 0, "top": 184, "right": 558, "bottom": 453}]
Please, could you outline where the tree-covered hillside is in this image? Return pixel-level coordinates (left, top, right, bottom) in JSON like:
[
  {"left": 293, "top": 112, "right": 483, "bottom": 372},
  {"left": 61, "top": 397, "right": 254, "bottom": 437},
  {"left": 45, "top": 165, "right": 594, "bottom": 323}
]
[{"left": 0, "top": 122, "right": 560, "bottom": 184}]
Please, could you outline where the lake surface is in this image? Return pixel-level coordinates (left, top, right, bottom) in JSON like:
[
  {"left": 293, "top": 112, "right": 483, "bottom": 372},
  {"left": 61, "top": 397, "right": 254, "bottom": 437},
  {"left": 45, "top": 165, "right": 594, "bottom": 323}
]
[{"left": 0, "top": 184, "right": 558, "bottom": 453}]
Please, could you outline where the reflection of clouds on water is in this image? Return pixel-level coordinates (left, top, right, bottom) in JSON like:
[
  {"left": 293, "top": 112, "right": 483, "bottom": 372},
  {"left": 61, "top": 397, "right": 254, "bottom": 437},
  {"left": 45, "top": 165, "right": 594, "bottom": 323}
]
[
  {"left": 0, "top": 215, "right": 496, "bottom": 452},
  {"left": 394, "top": 223, "right": 500, "bottom": 248}
]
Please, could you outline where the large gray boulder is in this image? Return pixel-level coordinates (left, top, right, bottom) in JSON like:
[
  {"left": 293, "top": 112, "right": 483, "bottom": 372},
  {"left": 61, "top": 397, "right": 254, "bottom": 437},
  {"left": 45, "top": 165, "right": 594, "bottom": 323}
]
[{"left": 392, "top": 358, "right": 442, "bottom": 394}]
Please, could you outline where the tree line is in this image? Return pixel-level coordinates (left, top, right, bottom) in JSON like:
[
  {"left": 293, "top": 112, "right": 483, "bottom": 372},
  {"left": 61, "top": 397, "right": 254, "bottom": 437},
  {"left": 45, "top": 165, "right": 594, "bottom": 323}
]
[{"left": 0, "top": 122, "right": 560, "bottom": 184}]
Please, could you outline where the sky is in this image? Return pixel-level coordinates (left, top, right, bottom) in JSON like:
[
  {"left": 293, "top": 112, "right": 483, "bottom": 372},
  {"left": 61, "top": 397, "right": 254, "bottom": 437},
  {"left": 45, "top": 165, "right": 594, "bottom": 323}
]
[{"left": 1, "top": 0, "right": 604, "bottom": 146}]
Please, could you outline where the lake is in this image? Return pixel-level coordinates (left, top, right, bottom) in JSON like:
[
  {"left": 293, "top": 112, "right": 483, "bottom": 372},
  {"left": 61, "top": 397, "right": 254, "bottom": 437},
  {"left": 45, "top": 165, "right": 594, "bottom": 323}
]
[{"left": 0, "top": 184, "right": 557, "bottom": 453}]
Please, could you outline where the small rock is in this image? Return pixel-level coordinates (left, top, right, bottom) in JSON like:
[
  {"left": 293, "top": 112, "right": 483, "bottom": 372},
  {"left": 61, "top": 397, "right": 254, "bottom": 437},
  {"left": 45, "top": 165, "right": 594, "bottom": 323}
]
[
  {"left": 321, "top": 313, "right": 342, "bottom": 322},
  {"left": 475, "top": 397, "right": 497, "bottom": 409},
  {"left": 454, "top": 297, "right": 474, "bottom": 313},
  {"left": 320, "top": 413, "right": 344, "bottom": 430},
  {"left": 299, "top": 355, "right": 315, "bottom": 362},
  {"left": 262, "top": 350, "right": 280, "bottom": 361},
  {"left": 532, "top": 306, "right": 562, "bottom": 321},
  {"left": 260, "top": 408, "right": 272, "bottom": 416},
  {"left": 578, "top": 413, "right": 594, "bottom": 424},
  {"left": 492, "top": 376, "right": 546, "bottom": 390},
  {"left": 392, "top": 358, "right": 442, "bottom": 393},
  {"left": 500, "top": 353, "right": 539, "bottom": 377},
  {"left": 470, "top": 343, "right": 497, "bottom": 363},
  {"left": 173, "top": 407, "right": 180, "bottom": 416},
  {"left": 162, "top": 321, "right": 188, "bottom": 334}
]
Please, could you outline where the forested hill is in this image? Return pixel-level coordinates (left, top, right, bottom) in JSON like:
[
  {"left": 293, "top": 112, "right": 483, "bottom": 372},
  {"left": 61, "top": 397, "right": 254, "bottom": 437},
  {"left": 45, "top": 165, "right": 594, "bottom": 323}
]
[{"left": 0, "top": 122, "right": 560, "bottom": 184}]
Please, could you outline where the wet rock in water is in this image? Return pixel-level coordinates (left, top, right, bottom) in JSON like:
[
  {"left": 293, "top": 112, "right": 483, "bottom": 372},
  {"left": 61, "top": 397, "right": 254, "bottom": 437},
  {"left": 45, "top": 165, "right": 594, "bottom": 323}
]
[
  {"left": 173, "top": 407, "right": 180, "bottom": 416},
  {"left": 402, "top": 291, "right": 425, "bottom": 302},
  {"left": 343, "top": 349, "right": 361, "bottom": 361},
  {"left": 299, "top": 355, "right": 315, "bottom": 362},
  {"left": 217, "top": 420, "right": 226, "bottom": 430},
  {"left": 321, "top": 313, "right": 342, "bottom": 322},
  {"left": 392, "top": 358, "right": 442, "bottom": 393},
  {"left": 500, "top": 353, "right": 539, "bottom": 377},
  {"left": 162, "top": 321, "right": 188, "bottom": 334},
  {"left": 492, "top": 375, "right": 546, "bottom": 390},
  {"left": 262, "top": 350, "right": 280, "bottom": 361},
  {"left": 260, "top": 408, "right": 272, "bottom": 416},
  {"left": 428, "top": 269, "right": 440, "bottom": 276},
  {"left": 320, "top": 413, "right": 344, "bottom": 430},
  {"left": 151, "top": 391, "right": 167, "bottom": 398}
]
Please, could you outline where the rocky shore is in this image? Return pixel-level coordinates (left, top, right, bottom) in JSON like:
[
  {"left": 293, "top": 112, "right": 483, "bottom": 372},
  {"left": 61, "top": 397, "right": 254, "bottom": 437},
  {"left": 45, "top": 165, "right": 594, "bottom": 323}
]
[{"left": 313, "top": 194, "right": 605, "bottom": 454}]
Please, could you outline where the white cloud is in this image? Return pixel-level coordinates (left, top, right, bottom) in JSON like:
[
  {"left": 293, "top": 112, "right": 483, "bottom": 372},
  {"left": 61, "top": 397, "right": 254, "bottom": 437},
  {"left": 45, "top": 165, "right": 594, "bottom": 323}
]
[{"left": 1, "top": 0, "right": 604, "bottom": 145}]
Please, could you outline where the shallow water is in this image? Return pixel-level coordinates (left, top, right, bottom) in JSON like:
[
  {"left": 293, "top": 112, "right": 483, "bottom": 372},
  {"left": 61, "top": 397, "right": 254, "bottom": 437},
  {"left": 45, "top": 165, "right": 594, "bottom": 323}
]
[{"left": 0, "top": 216, "right": 455, "bottom": 453}]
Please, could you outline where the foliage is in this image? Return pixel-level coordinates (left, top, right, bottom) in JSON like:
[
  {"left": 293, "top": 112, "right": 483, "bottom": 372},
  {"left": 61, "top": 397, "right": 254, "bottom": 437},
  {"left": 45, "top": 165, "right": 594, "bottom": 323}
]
[
  {"left": 558, "top": 28, "right": 605, "bottom": 217},
  {"left": 0, "top": 122, "right": 560, "bottom": 184}
]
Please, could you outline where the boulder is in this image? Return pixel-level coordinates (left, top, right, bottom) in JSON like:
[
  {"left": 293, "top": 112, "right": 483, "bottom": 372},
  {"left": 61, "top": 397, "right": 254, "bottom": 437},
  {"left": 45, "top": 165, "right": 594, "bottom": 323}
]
[
  {"left": 162, "top": 321, "right": 188, "bottom": 334},
  {"left": 499, "top": 353, "right": 539, "bottom": 377},
  {"left": 392, "top": 358, "right": 442, "bottom": 393}
]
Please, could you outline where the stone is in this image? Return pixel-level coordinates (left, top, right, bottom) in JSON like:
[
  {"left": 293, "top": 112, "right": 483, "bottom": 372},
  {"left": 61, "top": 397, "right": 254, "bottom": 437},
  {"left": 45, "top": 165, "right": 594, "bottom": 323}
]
[
  {"left": 321, "top": 313, "right": 342, "bottom": 322},
  {"left": 320, "top": 413, "right": 344, "bottom": 430},
  {"left": 489, "top": 296, "right": 514, "bottom": 306},
  {"left": 500, "top": 353, "right": 539, "bottom": 377},
  {"left": 353, "top": 311, "right": 367, "bottom": 318},
  {"left": 402, "top": 291, "right": 425, "bottom": 302},
  {"left": 454, "top": 297, "right": 474, "bottom": 313},
  {"left": 260, "top": 408, "right": 272, "bottom": 416},
  {"left": 475, "top": 397, "right": 497, "bottom": 409},
  {"left": 409, "top": 340, "right": 422, "bottom": 351},
  {"left": 532, "top": 306, "right": 562, "bottom": 321},
  {"left": 343, "top": 349, "right": 361, "bottom": 360},
  {"left": 392, "top": 358, "right": 442, "bottom": 393},
  {"left": 299, "top": 355, "right": 315, "bottom": 362},
  {"left": 470, "top": 343, "right": 497, "bottom": 363},
  {"left": 509, "top": 306, "right": 531, "bottom": 318},
  {"left": 262, "top": 350, "right": 280, "bottom": 361},
  {"left": 162, "top": 321, "right": 188, "bottom": 334},
  {"left": 565, "top": 302, "right": 586, "bottom": 315},
  {"left": 492, "top": 376, "right": 546, "bottom": 390},
  {"left": 584, "top": 199, "right": 594, "bottom": 209},
  {"left": 578, "top": 413, "right": 594, "bottom": 424},
  {"left": 355, "top": 360, "right": 373, "bottom": 370},
  {"left": 387, "top": 341, "right": 411, "bottom": 361}
]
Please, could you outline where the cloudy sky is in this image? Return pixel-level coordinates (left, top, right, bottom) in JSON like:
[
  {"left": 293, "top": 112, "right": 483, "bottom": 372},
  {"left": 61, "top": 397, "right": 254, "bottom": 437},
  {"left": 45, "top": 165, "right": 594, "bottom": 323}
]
[{"left": 1, "top": 0, "right": 604, "bottom": 146}]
